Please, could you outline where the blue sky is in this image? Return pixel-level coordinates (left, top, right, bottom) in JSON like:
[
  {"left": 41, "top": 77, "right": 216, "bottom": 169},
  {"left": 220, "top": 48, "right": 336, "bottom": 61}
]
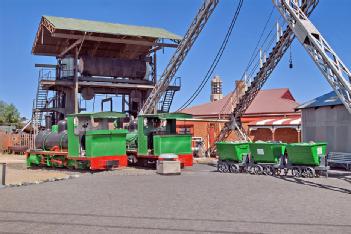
[{"left": 1, "top": 0, "right": 351, "bottom": 118}]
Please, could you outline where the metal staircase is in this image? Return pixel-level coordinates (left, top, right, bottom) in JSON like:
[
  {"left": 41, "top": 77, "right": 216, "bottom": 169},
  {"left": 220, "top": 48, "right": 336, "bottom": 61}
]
[
  {"left": 206, "top": 0, "right": 319, "bottom": 156},
  {"left": 32, "top": 69, "right": 52, "bottom": 132},
  {"left": 158, "top": 77, "right": 181, "bottom": 113},
  {"left": 159, "top": 90, "right": 176, "bottom": 113}
]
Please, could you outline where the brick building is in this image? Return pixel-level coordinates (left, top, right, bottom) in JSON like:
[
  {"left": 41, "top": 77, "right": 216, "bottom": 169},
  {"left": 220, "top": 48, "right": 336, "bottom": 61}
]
[{"left": 177, "top": 79, "right": 301, "bottom": 149}]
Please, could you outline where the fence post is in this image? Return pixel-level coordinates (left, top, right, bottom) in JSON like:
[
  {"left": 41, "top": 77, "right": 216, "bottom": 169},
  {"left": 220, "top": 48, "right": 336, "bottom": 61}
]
[{"left": 0, "top": 163, "right": 6, "bottom": 186}]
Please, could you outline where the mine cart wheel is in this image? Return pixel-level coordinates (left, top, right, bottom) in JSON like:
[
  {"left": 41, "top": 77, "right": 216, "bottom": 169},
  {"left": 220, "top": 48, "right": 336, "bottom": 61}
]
[
  {"left": 229, "top": 163, "right": 240, "bottom": 173},
  {"left": 283, "top": 169, "right": 289, "bottom": 176},
  {"left": 315, "top": 170, "right": 321, "bottom": 178},
  {"left": 263, "top": 166, "right": 273, "bottom": 176},
  {"left": 267, "top": 166, "right": 274, "bottom": 176},
  {"left": 217, "top": 161, "right": 228, "bottom": 173},
  {"left": 274, "top": 168, "right": 281, "bottom": 176},
  {"left": 305, "top": 167, "right": 315, "bottom": 178},
  {"left": 254, "top": 165, "right": 263, "bottom": 175},
  {"left": 292, "top": 167, "right": 302, "bottom": 177}
]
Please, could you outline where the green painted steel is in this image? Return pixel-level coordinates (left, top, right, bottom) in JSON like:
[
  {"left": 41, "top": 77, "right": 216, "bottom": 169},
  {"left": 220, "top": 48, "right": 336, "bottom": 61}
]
[
  {"left": 85, "top": 129, "right": 128, "bottom": 157},
  {"left": 137, "top": 116, "right": 148, "bottom": 155},
  {"left": 136, "top": 113, "right": 193, "bottom": 156},
  {"left": 43, "top": 16, "right": 181, "bottom": 40},
  {"left": 67, "top": 116, "right": 80, "bottom": 157},
  {"left": 249, "top": 142, "right": 286, "bottom": 164},
  {"left": 126, "top": 132, "right": 138, "bottom": 150},
  {"left": 153, "top": 135, "right": 192, "bottom": 156},
  {"left": 286, "top": 142, "right": 327, "bottom": 166},
  {"left": 51, "top": 125, "right": 58, "bottom": 133},
  {"left": 27, "top": 154, "right": 41, "bottom": 167},
  {"left": 216, "top": 142, "right": 249, "bottom": 162},
  {"left": 140, "top": 113, "right": 193, "bottom": 120}
]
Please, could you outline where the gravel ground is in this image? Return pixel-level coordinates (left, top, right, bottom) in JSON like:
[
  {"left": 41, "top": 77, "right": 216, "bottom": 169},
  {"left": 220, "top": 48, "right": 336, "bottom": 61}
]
[
  {"left": 0, "top": 164, "right": 350, "bottom": 233},
  {"left": 0, "top": 154, "right": 77, "bottom": 185}
]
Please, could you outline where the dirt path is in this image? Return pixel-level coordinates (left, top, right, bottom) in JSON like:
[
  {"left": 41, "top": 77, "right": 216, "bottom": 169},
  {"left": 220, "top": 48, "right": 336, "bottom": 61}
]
[{"left": 0, "top": 153, "right": 71, "bottom": 185}]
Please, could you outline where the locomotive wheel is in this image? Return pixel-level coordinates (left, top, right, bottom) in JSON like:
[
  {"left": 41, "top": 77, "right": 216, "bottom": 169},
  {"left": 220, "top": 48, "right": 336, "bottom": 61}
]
[
  {"left": 292, "top": 167, "right": 301, "bottom": 177},
  {"left": 229, "top": 163, "right": 239, "bottom": 173}
]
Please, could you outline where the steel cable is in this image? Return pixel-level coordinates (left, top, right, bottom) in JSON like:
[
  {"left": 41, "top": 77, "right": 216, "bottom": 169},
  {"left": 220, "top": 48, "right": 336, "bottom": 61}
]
[{"left": 176, "top": 0, "right": 244, "bottom": 112}]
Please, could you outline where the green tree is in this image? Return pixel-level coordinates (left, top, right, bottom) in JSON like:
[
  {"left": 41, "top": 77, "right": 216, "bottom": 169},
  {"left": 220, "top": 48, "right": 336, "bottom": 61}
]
[{"left": 0, "top": 100, "right": 21, "bottom": 125}]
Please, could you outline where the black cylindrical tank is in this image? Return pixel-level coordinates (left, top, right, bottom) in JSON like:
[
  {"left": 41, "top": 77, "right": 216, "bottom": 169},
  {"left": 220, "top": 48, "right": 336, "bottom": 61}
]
[
  {"left": 58, "top": 120, "right": 67, "bottom": 133},
  {"left": 35, "top": 130, "right": 68, "bottom": 151},
  {"left": 45, "top": 115, "right": 52, "bottom": 130},
  {"left": 78, "top": 56, "right": 147, "bottom": 79}
]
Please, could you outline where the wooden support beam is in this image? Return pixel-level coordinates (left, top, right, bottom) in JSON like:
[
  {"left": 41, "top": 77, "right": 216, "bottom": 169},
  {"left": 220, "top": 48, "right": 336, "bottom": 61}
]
[
  {"left": 52, "top": 33, "right": 178, "bottom": 48},
  {"left": 58, "top": 38, "right": 83, "bottom": 58},
  {"left": 35, "top": 64, "right": 58, "bottom": 68}
]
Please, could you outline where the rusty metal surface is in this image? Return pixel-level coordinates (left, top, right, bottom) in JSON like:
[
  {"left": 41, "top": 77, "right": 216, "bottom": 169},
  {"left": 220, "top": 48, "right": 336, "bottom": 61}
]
[{"left": 79, "top": 56, "right": 147, "bottom": 79}]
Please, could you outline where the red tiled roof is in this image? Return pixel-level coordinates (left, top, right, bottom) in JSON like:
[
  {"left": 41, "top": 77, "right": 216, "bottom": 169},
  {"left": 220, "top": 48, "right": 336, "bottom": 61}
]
[{"left": 182, "top": 88, "right": 300, "bottom": 116}]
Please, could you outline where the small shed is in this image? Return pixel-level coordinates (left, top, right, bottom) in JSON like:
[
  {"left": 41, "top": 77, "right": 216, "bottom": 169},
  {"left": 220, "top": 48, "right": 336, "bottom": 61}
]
[{"left": 297, "top": 91, "right": 351, "bottom": 153}]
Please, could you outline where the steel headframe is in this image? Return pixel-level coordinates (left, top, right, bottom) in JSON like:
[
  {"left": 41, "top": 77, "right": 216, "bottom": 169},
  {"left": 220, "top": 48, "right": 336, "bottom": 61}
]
[
  {"left": 273, "top": 0, "right": 351, "bottom": 114},
  {"left": 206, "top": 0, "right": 319, "bottom": 156},
  {"left": 139, "top": 0, "right": 219, "bottom": 115}
]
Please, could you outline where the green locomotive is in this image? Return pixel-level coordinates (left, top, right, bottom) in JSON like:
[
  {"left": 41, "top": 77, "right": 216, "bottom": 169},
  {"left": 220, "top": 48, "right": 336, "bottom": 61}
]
[
  {"left": 27, "top": 112, "right": 128, "bottom": 170},
  {"left": 127, "top": 113, "right": 193, "bottom": 167}
]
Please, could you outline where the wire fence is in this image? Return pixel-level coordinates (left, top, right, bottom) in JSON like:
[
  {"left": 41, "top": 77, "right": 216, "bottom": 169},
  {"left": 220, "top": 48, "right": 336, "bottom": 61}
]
[{"left": 0, "top": 132, "right": 34, "bottom": 154}]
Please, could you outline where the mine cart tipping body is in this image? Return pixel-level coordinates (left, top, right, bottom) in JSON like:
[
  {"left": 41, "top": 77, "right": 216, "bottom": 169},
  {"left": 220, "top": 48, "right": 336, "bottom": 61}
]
[
  {"left": 216, "top": 142, "right": 250, "bottom": 173},
  {"left": 127, "top": 113, "right": 193, "bottom": 168},
  {"left": 248, "top": 142, "right": 287, "bottom": 176},
  {"left": 285, "top": 142, "right": 329, "bottom": 177},
  {"left": 26, "top": 112, "right": 128, "bottom": 170}
]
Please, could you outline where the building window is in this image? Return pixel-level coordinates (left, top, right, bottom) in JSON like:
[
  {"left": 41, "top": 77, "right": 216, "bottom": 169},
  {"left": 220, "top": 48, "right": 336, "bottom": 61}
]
[{"left": 178, "top": 127, "right": 192, "bottom": 135}]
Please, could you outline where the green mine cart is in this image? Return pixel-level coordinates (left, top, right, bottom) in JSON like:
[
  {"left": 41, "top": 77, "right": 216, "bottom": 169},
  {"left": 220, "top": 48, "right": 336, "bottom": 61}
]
[
  {"left": 216, "top": 142, "right": 249, "bottom": 162},
  {"left": 285, "top": 142, "right": 328, "bottom": 177},
  {"left": 286, "top": 142, "right": 327, "bottom": 166},
  {"left": 249, "top": 142, "right": 286, "bottom": 164},
  {"left": 216, "top": 142, "right": 249, "bottom": 173}
]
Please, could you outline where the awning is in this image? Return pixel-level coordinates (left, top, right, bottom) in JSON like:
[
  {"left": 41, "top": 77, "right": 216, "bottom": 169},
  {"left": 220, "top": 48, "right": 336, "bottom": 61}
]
[{"left": 248, "top": 117, "right": 301, "bottom": 126}]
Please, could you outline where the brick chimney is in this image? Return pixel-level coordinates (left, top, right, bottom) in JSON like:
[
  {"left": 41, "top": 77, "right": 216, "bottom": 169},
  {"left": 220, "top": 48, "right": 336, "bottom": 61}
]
[
  {"left": 235, "top": 80, "right": 246, "bottom": 99},
  {"left": 210, "top": 75, "right": 223, "bottom": 102}
]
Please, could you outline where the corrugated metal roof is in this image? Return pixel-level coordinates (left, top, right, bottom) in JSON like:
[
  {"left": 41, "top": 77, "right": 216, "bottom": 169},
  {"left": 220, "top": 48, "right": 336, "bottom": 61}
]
[
  {"left": 43, "top": 15, "right": 182, "bottom": 40},
  {"left": 297, "top": 91, "right": 342, "bottom": 109},
  {"left": 248, "top": 117, "right": 301, "bottom": 126}
]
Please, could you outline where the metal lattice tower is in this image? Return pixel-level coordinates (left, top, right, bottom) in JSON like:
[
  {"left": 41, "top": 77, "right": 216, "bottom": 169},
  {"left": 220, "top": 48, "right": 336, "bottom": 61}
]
[
  {"left": 140, "top": 0, "right": 219, "bottom": 114},
  {"left": 207, "top": 0, "right": 319, "bottom": 156},
  {"left": 274, "top": 0, "right": 351, "bottom": 113}
]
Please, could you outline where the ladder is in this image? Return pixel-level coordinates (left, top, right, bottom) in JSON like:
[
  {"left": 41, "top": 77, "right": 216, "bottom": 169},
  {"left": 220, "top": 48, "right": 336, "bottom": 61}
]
[
  {"left": 207, "top": 0, "right": 319, "bottom": 155},
  {"left": 159, "top": 90, "right": 176, "bottom": 113},
  {"left": 140, "top": 0, "right": 219, "bottom": 114},
  {"left": 32, "top": 69, "right": 50, "bottom": 135}
]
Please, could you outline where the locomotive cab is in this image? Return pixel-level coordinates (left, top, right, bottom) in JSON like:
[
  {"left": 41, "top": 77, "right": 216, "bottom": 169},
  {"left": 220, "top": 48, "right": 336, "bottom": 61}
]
[{"left": 131, "top": 113, "right": 194, "bottom": 167}]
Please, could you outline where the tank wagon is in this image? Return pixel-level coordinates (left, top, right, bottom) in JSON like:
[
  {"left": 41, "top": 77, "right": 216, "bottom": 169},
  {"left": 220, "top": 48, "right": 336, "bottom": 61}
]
[
  {"left": 127, "top": 113, "right": 193, "bottom": 168},
  {"left": 27, "top": 112, "right": 128, "bottom": 170},
  {"left": 216, "top": 141, "right": 328, "bottom": 177}
]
